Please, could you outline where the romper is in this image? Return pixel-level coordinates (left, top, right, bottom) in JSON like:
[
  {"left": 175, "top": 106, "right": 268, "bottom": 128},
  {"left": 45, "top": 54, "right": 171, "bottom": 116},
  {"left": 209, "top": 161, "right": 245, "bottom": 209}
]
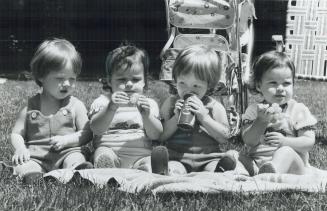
[
  {"left": 242, "top": 99, "right": 317, "bottom": 168},
  {"left": 25, "top": 94, "right": 84, "bottom": 171},
  {"left": 165, "top": 95, "right": 226, "bottom": 172}
]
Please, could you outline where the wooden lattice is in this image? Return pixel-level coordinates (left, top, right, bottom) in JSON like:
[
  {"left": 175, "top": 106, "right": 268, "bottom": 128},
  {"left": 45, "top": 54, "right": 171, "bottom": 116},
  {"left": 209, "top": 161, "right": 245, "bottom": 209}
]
[{"left": 285, "top": 0, "right": 327, "bottom": 80}]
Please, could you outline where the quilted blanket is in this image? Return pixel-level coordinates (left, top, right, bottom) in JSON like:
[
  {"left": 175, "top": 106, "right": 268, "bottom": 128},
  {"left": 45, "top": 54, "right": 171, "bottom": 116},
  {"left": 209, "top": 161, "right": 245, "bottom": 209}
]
[{"left": 44, "top": 166, "right": 327, "bottom": 194}]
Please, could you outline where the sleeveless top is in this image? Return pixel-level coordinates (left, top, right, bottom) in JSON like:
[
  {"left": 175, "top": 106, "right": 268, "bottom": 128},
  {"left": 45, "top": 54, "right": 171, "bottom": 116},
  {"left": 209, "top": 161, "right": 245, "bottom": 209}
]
[
  {"left": 25, "top": 94, "right": 83, "bottom": 171},
  {"left": 165, "top": 95, "right": 223, "bottom": 154}
]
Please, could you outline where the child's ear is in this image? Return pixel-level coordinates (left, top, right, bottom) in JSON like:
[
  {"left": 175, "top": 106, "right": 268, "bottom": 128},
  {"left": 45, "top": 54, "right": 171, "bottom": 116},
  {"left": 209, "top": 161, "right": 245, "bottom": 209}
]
[
  {"left": 38, "top": 77, "right": 44, "bottom": 84},
  {"left": 106, "top": 78, "right": 112, "bottom": 87},
  {"left": 255, "top": 82, "right": 261, "bottom": 93}
]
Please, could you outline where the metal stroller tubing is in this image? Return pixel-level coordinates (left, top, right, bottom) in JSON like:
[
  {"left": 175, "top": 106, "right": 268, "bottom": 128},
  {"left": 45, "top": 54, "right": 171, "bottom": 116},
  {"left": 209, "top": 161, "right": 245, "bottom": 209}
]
[{"left": 160, "top": 0, "right": 256, "bottom": 137}]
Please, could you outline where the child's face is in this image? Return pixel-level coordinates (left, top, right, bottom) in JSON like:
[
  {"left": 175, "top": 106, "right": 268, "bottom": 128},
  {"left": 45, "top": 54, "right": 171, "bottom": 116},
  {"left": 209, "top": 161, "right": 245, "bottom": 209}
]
[
  {"left": 39, "top": 65, "right": 77, "bottom": 100},
  {"left": 256, "top": 67, "right": 293, "bottom": 105},
  {"left": 176, "top": 72, "right": 208, "bottom": 99},
  {"left": 109, "top": 62, "right": 145, "bottom": 94}
]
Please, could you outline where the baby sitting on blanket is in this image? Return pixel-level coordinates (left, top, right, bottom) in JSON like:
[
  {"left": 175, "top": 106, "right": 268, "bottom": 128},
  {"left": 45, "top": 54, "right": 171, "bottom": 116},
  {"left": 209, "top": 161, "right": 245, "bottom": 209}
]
[
  {"left": 240, "top": 50, "right": 317, "bottom": 176},
  {"left": 89, "top": 44, "right": 163, "bottom": 172}
]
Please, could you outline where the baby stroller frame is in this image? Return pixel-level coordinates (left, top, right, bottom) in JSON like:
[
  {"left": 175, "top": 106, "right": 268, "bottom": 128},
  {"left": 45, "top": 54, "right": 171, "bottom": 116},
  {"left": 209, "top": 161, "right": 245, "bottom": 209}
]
[{"left": 159, "top": 0, "right": 256, "bottom": 137}]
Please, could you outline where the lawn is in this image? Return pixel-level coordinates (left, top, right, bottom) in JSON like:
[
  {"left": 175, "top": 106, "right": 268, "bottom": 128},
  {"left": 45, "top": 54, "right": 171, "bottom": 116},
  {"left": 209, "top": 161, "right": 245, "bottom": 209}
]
[{"left": 1, "top": 79, "right": 327, "bottom": 210}]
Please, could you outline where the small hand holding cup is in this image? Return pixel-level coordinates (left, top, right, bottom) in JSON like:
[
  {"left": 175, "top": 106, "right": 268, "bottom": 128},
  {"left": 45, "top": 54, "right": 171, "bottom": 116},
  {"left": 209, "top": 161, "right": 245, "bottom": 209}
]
[
  {"left": 187, "top": 95, "right": 209, "bottom": 122},
  {"left": 177, "top": 93, "right": 196, "bottom": 130},
  {"left": 173, "top": 99, "right": 185, "bottom": 117}
]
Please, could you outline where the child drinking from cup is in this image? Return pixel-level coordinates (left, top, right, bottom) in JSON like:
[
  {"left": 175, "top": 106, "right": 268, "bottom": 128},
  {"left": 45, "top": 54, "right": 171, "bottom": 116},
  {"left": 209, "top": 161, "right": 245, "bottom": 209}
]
[{"left": 156, "top": 44, "right": 236, "bottom": 175}]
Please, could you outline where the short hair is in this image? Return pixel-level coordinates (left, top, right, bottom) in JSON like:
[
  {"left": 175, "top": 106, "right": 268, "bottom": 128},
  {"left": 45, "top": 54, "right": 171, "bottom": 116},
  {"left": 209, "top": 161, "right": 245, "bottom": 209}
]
[
  {"left": 30, "top": 38, "right": 82, "bottom": 87},
  {"left": 172, "top": 44, "right": 222, "bottom": 89},
  {"left": 248, "top": 51, "right": 296, "bottom": 94},
  {"left": 105, "top": 44, "right": 149, "bottom": 90}
]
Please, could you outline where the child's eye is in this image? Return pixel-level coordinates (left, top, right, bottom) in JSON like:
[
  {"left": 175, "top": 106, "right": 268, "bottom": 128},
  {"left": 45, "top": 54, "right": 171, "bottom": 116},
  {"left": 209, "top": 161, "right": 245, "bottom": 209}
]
[
  {"left": 283, "top": 81, "right": 292, "bottom": 86},
  {"left": 56, "top": 77, "right": 64, "bottom": 81},
  {"left": 268, "top": 81, "right": 277, "bottom": 85},
  {"left": 132, "top": 78, "right": 141, "bottom": 83},
  {"left": 117, "top": 78, "right": 126, "bottom": 82}
]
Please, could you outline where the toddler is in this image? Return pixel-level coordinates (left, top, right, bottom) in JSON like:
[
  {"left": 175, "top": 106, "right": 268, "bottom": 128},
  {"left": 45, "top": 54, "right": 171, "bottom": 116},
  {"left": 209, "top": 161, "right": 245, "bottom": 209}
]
[
  {"left": 157, "top": 44, "right": 236, "bottom": 175},
  {"left": 90, "top": 44, "right": 163, "bottom": 171},
  {"left": 241, "top": 51, "right": 317, "bottom": 175},
  {"left": 11, "top": 38, "right": 93, "bottom": 182}
]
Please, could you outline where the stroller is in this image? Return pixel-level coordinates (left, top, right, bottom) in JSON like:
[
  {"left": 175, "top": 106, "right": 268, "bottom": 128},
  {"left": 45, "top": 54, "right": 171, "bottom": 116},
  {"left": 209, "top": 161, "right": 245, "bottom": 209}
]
[{"left": 159, "top": 0, "right": 256, "bottom": 137}]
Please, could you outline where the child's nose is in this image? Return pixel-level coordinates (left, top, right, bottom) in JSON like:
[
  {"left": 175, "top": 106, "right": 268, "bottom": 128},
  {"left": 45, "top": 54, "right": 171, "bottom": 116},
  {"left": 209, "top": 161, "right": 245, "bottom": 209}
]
[
  {"left": 276, "top": 85, "right": 284, "bottom": 91},
  {"left": 126, "top": 80, "right": 133, "bottom": 88},
  {"left": 62, "top": 80, "right": 70, "bottom": 87}
]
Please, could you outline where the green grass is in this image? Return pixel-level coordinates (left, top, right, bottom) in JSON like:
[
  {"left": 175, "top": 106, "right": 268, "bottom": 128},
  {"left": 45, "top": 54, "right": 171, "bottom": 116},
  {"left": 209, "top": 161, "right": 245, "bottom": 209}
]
[{"left": 1, "top": 79, "right": 327, "bottom": 210}]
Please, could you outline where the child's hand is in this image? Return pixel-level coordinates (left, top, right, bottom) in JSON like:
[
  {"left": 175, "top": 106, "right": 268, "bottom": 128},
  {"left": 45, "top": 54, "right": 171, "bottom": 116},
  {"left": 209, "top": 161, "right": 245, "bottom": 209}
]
[
  {"left": 257, "top": 103, "right": 273, "bottom": 123},
  {"left": 268, "top": 113, "right": 289, "bottom": 131},
  {"left": 187, "top": 95, "right": 209, "bottom": 121},
  {"left": 50, "top": 136, "right": 68, "bottom": 151},
  {"left": 173, "top": 99, "right": 184, "bottom": 117},
  {"left": 110, "top": 91, "right": 130, "bottom": 108},
  {"left": 136, "top": 95, "right": 151, "bottom": 116},
  {"left": 264, "top": 131, "right": 285, "bottom": 147},
  {"left": 12, "top": 147, "right": 30, "bottom": 165}
]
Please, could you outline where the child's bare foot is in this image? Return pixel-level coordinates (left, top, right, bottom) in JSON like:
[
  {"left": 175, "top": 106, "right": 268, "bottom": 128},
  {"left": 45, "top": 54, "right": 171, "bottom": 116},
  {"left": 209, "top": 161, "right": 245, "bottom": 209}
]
[
  {"left": 94, "top": 154, "right": 116, "bottom": 168},
  {"left": 258, "top": 162, "right": 276, "bottom": 174},
  {"left": 215, "top": 155, "right": 236, "bottom": 172},
  {"left": 74, "top": 161, "right": 94, "bottom": 170}
]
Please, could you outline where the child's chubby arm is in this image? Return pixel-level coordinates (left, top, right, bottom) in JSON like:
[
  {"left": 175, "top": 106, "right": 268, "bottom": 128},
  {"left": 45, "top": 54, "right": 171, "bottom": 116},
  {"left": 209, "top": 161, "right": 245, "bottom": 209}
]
[
  {"left": 90, "top": 91, "right": 129, "bottom": 135},
  {"left": 264, "top": 130, "right": 315, "bottom": 153},
  {"left": 89, "top": 94, "right": 109, "bottom": 118},
  {"left": 158, "top": 97, "right": 184, "bottom": 142},
  {"left": 264, "top": 103, "right": 316, "bottom": 153},
  {"left": 188, "top": 96, "right": 230, "bottom": 144},
  {"left": 242, "top": 103, "right": 273, "bottom": 147},
  {"left": 11, "top": 107, "right": 30, "bottom": 165},
  {"left": 136, "top": 95, "right": 163, "bottom": 140},
  {"left": 50, "top": 100, "right": 93, "bottom": 150}
]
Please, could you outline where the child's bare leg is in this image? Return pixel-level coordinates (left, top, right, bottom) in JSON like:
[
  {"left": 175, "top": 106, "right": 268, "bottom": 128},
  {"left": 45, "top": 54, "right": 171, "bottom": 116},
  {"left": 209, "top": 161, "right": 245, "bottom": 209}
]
[
  {"left": 14, "top": 160, "right": 45, "bottom": 177},
  {"left": 168, "top": 161, "right": 187, "bottom": 176},
  {"left": 238, "top": 154, "right": 258, "bottom": 176},
  {"left": 62, "top": 152, "right": 86, "bottom": 169},
  {"left": 93, "top": 147, "right": 119, "bottom": 168},
  {"left": 203, "top": 160, "right": 218, "bottom": 172},
  {"left": 133, "top": 156, "right": 151, "bottom": 172},
  {"left": 271, "top": 146, "right": 306, "bottom": 174}
]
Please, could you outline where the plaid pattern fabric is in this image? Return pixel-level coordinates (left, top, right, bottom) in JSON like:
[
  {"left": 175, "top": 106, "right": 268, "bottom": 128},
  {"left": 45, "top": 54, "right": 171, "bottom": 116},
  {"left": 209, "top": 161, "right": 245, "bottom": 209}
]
[{"left": 285, "top": 0, "right": 327, "bottom": 80}]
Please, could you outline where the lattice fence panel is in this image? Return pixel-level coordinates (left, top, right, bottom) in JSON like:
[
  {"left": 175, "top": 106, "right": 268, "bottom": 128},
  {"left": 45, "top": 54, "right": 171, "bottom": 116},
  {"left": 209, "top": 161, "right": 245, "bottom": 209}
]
[{"left": 285, "top": 0, "right": 327, "bottom": 80}]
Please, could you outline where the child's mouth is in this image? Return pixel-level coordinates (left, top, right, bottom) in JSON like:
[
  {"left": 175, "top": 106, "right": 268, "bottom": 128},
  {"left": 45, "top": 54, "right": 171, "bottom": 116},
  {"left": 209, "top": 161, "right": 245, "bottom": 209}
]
[
  {"left": 60, "top": 89, "right": 68, "bottom": 93},
  {"left": 275, "top": 95, "right": 285, "bottom": 98}
]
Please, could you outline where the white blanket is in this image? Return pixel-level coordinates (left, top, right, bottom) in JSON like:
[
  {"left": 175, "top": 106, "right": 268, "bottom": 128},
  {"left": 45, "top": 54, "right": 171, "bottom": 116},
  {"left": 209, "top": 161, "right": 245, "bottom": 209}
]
[{"left": 44, "top": 167, "right": 327, "bottom": 194}]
